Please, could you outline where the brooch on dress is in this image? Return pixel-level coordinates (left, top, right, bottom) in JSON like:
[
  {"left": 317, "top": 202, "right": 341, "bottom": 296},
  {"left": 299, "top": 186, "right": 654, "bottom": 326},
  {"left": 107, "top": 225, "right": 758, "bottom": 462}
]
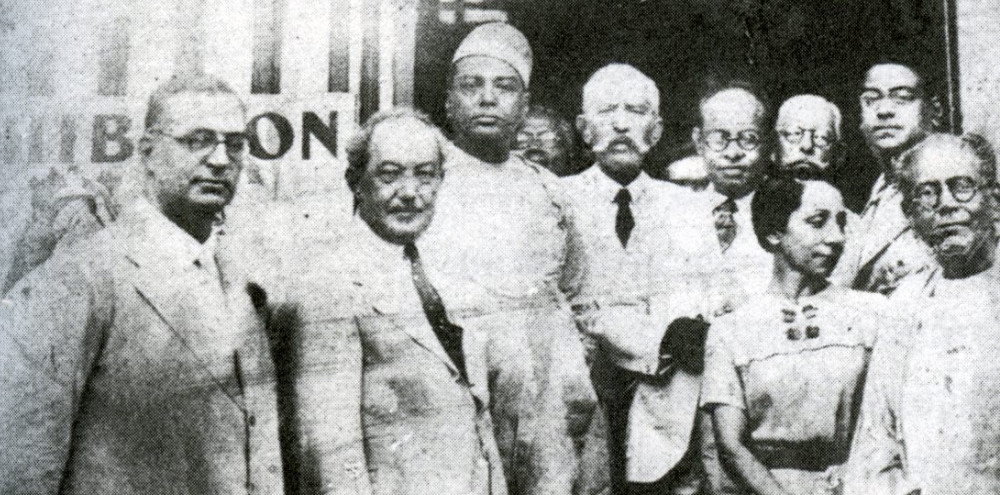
[{"left": 782, "top": 304, "right": 819, "bottom": 340}]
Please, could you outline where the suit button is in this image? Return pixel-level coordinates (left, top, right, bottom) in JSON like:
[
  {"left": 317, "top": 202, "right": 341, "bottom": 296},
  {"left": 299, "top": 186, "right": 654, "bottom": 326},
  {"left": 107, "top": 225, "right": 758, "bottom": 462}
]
[{"left": 248, "top": 415, "right": 256, "bottom": 426}]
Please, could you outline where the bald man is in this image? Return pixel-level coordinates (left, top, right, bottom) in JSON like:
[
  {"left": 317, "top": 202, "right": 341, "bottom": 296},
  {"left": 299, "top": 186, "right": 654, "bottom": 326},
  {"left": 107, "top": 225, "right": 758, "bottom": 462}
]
[{"left": 693, "top": 82, "right": 774, "bottom": 295}]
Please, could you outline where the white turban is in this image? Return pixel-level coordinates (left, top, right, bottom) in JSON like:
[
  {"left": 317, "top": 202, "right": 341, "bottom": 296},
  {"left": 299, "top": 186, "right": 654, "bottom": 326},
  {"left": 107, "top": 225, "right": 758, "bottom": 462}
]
[{"left": 452, "top": 22, "right": 532, "bottom": 86}]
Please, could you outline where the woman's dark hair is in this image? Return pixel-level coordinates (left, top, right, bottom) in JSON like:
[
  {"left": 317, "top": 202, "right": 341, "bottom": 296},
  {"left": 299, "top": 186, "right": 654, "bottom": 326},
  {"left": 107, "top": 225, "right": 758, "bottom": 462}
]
[{"left": 751, "top": 175, "right": 842, "bottom": 252}]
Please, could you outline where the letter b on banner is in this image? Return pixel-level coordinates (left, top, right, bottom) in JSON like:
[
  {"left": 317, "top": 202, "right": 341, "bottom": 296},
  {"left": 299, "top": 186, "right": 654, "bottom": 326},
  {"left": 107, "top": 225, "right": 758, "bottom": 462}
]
[{"left": 91, "top": 115, "right": 133, "bottom": 162}]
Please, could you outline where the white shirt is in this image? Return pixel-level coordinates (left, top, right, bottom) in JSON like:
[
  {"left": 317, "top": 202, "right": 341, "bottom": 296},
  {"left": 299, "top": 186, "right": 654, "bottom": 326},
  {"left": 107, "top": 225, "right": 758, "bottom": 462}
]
[
  {"left": 563, "top": 166, "right": 725, "bottom": 373},
  {"left": 705, "top": 185, "right": 773, "bottom": 295}
]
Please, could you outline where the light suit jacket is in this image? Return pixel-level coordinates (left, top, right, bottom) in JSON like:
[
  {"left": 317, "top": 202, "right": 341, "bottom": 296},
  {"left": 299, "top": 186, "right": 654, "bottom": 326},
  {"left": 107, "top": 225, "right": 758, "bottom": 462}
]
[
  {"left": 0, "top": 201, "right": 284, "bottom": 495},
  {"left": 257, "top": 200, "right": 508, "bottom": 495}
]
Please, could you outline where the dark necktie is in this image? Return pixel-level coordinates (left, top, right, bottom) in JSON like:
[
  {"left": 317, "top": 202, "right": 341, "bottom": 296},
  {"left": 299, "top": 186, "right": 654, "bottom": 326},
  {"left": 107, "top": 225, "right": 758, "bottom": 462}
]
[
  {"left": 614, "top": 188, "right": 635, "bottom": 248},
  {"left": 713, "top": 198, "right": 738, "bottom": 253},
  {"left": 404, "top": 243, "right": 467, "bottom": 381}
]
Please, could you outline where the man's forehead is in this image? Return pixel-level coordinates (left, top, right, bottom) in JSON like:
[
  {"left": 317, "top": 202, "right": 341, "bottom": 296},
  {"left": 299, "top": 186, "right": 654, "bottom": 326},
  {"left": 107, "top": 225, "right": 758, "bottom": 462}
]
[
  {"left": 777, "top": 103, "right": 835, "bottom": 131},
  {"left": 584, "top": 79, "right": 655, "bottom": 108},
  {"left": 864, "top": 64, "right": 921, "bottom": 89},
  {"left": 370, "top": 118, "right": 441, "bottom": 163},
  {"left": 453, "top": 55, "right": 522, "bottom": 82},
  {"left": 163, "top": 92, "right": 246, "bottom": 131},
  {"left": 914, "top": 145, "right": 980, "bottom": 181},
  {"left": 701, "top": 89, "right": 763, "bottom": 128},
  {"left": 521, "top": 116, "right": 557, "bottom": 131}
]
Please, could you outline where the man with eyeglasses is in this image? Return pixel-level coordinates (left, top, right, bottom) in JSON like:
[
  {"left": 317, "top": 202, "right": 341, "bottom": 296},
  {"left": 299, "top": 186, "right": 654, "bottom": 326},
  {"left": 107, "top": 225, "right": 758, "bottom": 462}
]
[
  {"left": 0, "top": 75, "right": 285, "bottom": 494},
  {"left": 420, "top": 22, "right": 585, "bottom": 495},
  {"left": 774, "top": 94, "right": 843, "bottom": 178},
  {"left": 845, "top": 133, "right": 1000, "bottom": 495},
  {"left": 513, "top": 105, "right": 579, "bottom": 177},
  {"left": 563, "top": 63, "right": 730, "bottom": 495},
  {"left": 833, "top": 61, "right": 940, "bottom": 294},
  {"left": 692, "top": 81, "right": 774, "bottom": 294}
]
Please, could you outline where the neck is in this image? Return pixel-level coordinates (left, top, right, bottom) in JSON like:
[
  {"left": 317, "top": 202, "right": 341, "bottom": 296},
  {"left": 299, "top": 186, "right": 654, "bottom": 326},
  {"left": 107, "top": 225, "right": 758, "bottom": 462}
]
[
  {"left": 941, "top": 242, "right": 996, "bottom": 280},
  {"left": 599, "top": 162, "right": 642, "bottom": 186},
  {"left": 150, "top": 192, "right": 216, "bottom": 243},
  {"left": 767, "top": 256, "right": 829, "bottom": 303},
  {"left": 453, "top": 134, "right": 511, "bottom": 164},
  {"left": 718, "top": 182, "right": 756, "bottom": 201}
]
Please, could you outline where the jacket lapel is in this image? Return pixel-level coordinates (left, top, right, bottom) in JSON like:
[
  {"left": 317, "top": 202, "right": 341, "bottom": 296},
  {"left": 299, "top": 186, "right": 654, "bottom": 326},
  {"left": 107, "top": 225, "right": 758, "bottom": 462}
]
[
  {"left": 124, "top": 214, "right": 246, "bottom": 407},
  {"left": 366, "top": 276, "right": 462, "bottom": 378}
]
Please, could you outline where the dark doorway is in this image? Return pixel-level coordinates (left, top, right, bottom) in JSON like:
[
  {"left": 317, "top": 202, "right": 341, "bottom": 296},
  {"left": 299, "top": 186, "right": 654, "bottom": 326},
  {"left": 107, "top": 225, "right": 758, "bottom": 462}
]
[{"left": 413, "top": 0, "right": 957, "bottom": 211}]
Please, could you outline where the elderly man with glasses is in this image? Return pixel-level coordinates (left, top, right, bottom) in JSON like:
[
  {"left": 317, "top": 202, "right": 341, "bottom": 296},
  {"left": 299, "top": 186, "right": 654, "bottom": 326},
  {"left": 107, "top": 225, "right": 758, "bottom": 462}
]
[
  {"left": 692, "top": 80, "right": 774, "bottom": 295},
  {"left": 773, "top": 94, "right": 844, "bottom": 179},
  {"left": 845, "top": 133, "right": 1000, "bottom": 495}
]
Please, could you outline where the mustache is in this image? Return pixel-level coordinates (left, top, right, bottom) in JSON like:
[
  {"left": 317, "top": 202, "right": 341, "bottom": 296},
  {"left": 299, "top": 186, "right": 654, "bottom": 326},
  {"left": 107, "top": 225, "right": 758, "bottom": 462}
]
[{"left": 594, "top": 136, "right": 640, "bottom": 152}]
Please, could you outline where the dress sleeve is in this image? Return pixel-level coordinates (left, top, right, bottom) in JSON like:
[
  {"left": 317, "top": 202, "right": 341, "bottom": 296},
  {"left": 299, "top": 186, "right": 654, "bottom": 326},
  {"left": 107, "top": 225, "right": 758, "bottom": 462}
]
[{"left": 700, "top": 322, "right": 745, "bottom": 410}]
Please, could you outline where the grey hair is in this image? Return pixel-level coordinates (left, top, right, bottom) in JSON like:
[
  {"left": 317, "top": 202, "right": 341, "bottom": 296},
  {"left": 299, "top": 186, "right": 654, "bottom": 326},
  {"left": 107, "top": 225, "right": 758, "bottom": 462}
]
[
  {"left": 345, "top": 107, "right": 444, "bottom": 193},
  {"left": 144, "top": 74, "right": 244, "bottom": 131},
  {"left": 582, "top": 64, "right": 660, "bottom": 114},
  {"left": 897, "top": 132, "right": 998, "bottom": 212},
  {"left": 776, "top": 94, "right": 843, "bottom": 141}
]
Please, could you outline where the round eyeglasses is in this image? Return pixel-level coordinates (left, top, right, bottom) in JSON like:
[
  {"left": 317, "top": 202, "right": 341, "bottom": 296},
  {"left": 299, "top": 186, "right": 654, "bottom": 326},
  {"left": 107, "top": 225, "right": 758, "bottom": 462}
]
[
  {"left": 777, "top": 127, "right": 834, "bottom": 149},
  {"left": 701, "top": 130, "right": 762, "bottom": 152},
  {"left": 912, "top": 176, "right": 984, "bottom": 209}
]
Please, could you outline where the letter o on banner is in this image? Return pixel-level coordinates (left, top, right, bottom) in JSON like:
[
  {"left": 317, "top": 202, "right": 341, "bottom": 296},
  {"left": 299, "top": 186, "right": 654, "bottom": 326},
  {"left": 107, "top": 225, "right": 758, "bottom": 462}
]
[{"left": 247, "top": 112, "right": 294, "bottom": 160}]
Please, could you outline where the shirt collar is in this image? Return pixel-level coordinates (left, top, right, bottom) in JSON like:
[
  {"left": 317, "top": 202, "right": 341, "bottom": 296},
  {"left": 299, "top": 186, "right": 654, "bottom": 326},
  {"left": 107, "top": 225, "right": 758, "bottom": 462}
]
[
  {"left": 582, "top": 165, "right": 653, "bottom": 204},
  {"left": 706, "top": 183, "right": 754, "bottom": 210},
  {"left": 130, "top": 198, "right": 220, "bottom": 269}
]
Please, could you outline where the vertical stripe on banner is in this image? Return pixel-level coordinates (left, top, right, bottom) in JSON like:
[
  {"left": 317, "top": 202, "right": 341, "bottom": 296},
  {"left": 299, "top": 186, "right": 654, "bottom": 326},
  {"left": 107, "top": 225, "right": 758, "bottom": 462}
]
[
  {"left": 127, "top": 0, "right": 179, "bottom": 98},
  {"left": 174, "top": 0, "right": 207, "bottom": 78},
  {"left": 97, "top": 16, "right": 130, "bottom": 96},
  {"left": 359, "top": 0, "right": 380, "bottom": 121},
  {"left": 203, "top": 0, "right": 253, "bottom": 95},
  {"left": 328, "top": 0, "right": 351, "bottom": 93},
  {"left": 378, "top": 0, "right": 395, "bottom": 110},
  {"left": 251, "top": 0, "right": 283, "bottom": 94},
  {"left": 393, "top": 0, "right": 418, "bottom": 106},
  {"left": 282, "top": 0, "right": 332, "bottom": 95}
]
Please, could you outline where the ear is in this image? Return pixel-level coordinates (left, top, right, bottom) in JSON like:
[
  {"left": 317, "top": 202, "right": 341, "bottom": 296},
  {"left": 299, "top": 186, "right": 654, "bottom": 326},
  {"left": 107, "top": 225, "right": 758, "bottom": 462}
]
[
  {"left": 927, "top": 95, "right": 945, "bottom": 131},
  {"left": 646, "top": 116, "right": 664, "bottom": 148},
  {"left": 576, "top": 115, "right": 594, "bottom": 146},
  {"left": 691, "top": 127, "right": 703, "bottom": 153},
  {"left": 517, "top": 91, "right": 530, "bottom": 121},
  {"left": 138, "top": 135, "right": 154, "bottom": 158},
  {"left": 765, "top": 231, "right": 782, "bottom": 251}
]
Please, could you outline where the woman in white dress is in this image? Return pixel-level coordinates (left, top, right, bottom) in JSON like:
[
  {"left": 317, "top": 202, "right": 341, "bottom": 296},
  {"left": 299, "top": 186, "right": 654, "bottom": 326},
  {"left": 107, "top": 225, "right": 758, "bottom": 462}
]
[{"left": 701, "top": 176, "right": 891, "bottom": 495}]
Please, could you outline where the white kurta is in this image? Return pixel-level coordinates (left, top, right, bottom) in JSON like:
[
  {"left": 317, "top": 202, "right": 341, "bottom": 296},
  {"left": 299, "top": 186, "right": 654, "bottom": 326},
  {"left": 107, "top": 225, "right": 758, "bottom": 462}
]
[{"left": 847, "top": 265, "right": 1000, "bottom": 495}]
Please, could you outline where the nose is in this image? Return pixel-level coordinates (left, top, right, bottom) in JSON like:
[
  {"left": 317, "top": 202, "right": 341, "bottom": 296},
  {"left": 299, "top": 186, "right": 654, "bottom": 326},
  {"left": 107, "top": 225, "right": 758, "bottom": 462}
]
[
  {"left": 825, "top": 222, "right": 846, "bottom": 246},
  {"left": 722, "top": 142, "right": 745, "bottom": 162},
  {"left": 206, "top": 142, "right": 233, "bottom": 169},
  {"left": 397, "top": 176, "right": 420, "bottom": 199},
  {"left": 874, "top": 100, "right": 895, "bottom": 119},
  {"left": 478, "top": 83, "right": 498, "bottom": 106},
  {"left": 612, "top": 109, "right": 631, "bottom": 133},
  {"left": 800, "top": 134, "right": 816, "bottom": 154}
]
